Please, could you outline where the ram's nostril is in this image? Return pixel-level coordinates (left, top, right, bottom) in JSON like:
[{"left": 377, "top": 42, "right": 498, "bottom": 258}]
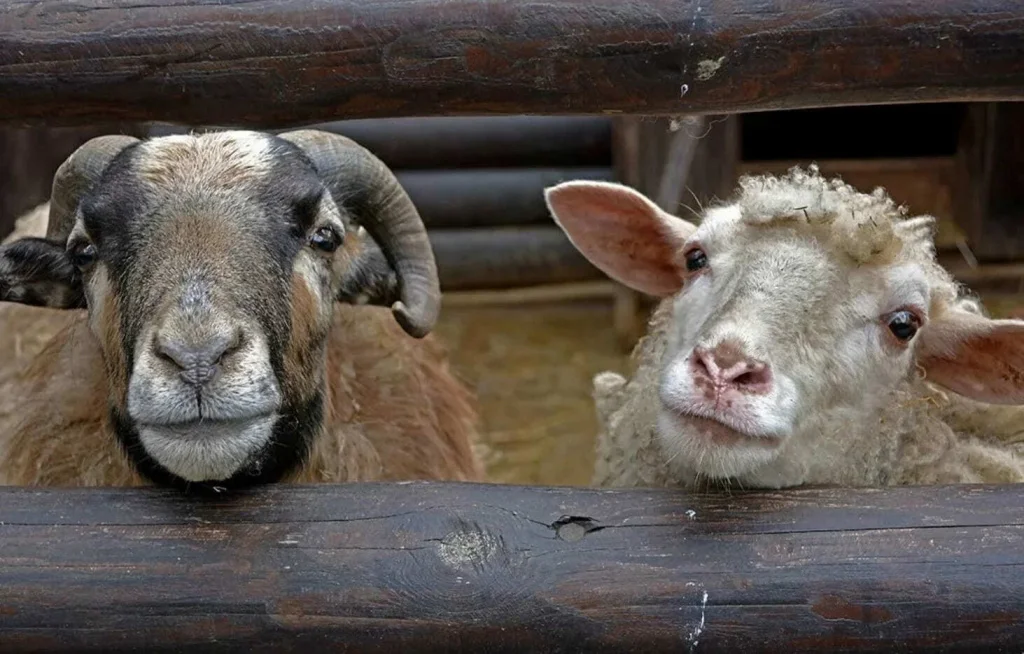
[
  {"left": 154, "top": 344, "right": 178, "bottom": 366},
  {"left": 227, "top": 329, "right": 244, "bottom": 354},
  {"left": 154, "top": 336, "right": 191, "bottom": 371},
  {"left": 153, "top": 325, "right": 245, "bottom": 387},
  {"left": 214, "top": 329, "right": 245, "bottom": 365}
]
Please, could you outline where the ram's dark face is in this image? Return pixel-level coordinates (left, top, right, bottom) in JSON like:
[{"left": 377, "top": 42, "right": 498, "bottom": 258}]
[{"left": 0, "top": 130, "right": 439, "bottom": 490}]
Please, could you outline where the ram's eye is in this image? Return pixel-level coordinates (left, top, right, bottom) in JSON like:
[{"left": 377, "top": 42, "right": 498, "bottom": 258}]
[
  {"left": 309, "top": 226, "right": 342, "bottom": 253},
  {"left": 886, "top": 310, "right": 921, "bottom": 342},
  {"left": 68, "top": 242, "right": 97, "bottom": 270},
  {"left": 684, "top": 247, "right": 708, "bottom": 272}
]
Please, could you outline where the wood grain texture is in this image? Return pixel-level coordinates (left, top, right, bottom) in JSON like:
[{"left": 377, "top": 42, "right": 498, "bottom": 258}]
[
  {"left": 2, "top": 1, "right": 1024, "bottom": 126},
  {"left": 0, "top": 482, "right": 1022, "bottom": 652}
]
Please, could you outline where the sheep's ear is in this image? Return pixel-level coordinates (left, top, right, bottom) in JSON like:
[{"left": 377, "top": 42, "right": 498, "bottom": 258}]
[
  {"left": 544, "top": 181, "right": 696, "bottom": 297},
  {"left": 0, "top": 238, "right": 85, "bottom": 309},
  {"left": 916, "top": 308, "right": 1024, "bottom": 404}
]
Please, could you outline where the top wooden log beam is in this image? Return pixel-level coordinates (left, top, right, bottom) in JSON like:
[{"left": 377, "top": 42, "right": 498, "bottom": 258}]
[{"left": 1, "top": 0, "right": 1023, "bottom": 127}]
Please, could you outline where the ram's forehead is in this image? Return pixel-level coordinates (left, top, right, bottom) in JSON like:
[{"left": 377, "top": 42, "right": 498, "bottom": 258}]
[{"left": 132, "top": 131, "right": 276, "bottom": 190}]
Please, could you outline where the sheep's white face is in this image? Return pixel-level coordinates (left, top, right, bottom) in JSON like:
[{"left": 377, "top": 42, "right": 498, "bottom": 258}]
[
  {"left": 547, "top": 169, "right": 1024, "bottom": 486},
  {"left": 655, "top": 204, "right": 933, "bottom": 479}
]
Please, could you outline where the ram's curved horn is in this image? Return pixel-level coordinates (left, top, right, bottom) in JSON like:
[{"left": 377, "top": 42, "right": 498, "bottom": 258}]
[{"left": 279, "top": 129, "right": 440, "bottom": 339}]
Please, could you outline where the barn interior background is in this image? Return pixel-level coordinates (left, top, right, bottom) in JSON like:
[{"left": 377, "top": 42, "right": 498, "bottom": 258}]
[{"left": 4, "top": 102, "right": 1021, "bottom": 486}]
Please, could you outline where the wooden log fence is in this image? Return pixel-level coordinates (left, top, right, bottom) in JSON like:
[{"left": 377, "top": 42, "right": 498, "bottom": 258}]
[
  {"left": 1, "top": 482, "right": 1023, "bottom": 652},
  {"left": 2, "top": 1, "right": 1024, "bottom": 127}
]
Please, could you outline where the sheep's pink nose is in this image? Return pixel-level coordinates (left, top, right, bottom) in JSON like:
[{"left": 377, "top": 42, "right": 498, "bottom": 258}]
[
  {"left": 690, "top": 342, "right": 772, "bottom": 395},
  {"left": 154, "top": 328, "right": 242, "bottom": 388}
]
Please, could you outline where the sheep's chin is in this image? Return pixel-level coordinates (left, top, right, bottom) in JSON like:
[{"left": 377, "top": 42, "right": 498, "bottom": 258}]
[
  {"left": 136, "top": 415, "right": 277, "bottom": 482},
  {"left": 655, "top": 409, "right": 784, "bottom": 480}
]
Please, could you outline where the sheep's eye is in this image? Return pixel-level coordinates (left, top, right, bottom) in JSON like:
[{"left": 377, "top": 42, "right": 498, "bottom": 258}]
[
  {"left": 887, "top": 310, "right": 921, "bottom": 342},
  {"left": 309, "top": 226, "right": 342, "bottom": 253},
  {"left": 69, "top": 242, "right": 97, "bottom": 270},
  {"left": 684, "top": 248, "right": 708, "bottom": 272}
]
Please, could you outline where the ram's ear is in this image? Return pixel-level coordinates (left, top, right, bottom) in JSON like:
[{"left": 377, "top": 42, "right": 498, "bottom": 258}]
[
  {"left": 0, "top": 238, "right": 85, "bottom": 309},
  {"left": 545, "top": 181, "right": 695, "bottom": 296},
  {"left": 334, "top": 230, "right": 400, "bottom": 308}
]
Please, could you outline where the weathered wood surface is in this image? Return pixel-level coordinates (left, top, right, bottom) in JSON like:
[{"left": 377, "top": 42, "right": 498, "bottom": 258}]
[
  {"left": 399, "top": 167, "right": 613, "bottom": 228},
  {"left": 430, "top": 227, "right": 602, "bottom": 290},
  {"left": 0, "top": 482, "right": 1022, "bottom": 652},
  {"left": 3, "top": 1, "right": 1024, "bottom": 127}
]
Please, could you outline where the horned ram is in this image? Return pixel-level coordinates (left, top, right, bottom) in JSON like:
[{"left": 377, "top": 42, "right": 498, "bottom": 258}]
[{"left": 0, "top": 130, "right": 484, "bottom": 490}]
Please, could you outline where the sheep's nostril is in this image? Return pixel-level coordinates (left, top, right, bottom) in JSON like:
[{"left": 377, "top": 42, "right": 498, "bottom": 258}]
[
  {"left": 733, "top": 371, "right": 757, "bottom": 386},
  {"left": 725, "top": 363, "right": 772, "bottom": 391},
  {"left": 690, "top": 343, "right": 773, "bottom": 394},
  {"left": 690, "top": 349, "right": 714, "bottom": 380}
]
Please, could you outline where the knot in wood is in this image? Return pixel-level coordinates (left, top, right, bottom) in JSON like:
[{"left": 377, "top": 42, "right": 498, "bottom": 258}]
[{"left": 437, "top": 522, "right": 500, "bottom": 570}]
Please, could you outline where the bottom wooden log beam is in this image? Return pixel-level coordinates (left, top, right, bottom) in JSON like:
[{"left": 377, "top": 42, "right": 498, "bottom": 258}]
[{"left": 0, "top": 482, "right": 1022, "bottom": 653}]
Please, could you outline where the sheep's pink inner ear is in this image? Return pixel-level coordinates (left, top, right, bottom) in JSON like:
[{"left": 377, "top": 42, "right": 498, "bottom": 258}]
[
  {"left": 917, "top": 312, "right": 1024, "bottom": 404},
  {"left": 544, "top": 181, "right": 695, "bottom": 296}
]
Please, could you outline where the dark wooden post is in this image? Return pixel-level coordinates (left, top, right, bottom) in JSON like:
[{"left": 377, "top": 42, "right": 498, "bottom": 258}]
[{"left": 954, "top": 102, "right": 1024, "bottom": 262}]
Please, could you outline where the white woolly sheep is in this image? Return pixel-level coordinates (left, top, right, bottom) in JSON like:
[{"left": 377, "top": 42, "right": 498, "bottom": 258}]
[
  {"left": 0, "top": 130, "right": 484, "bottom": 491},
  {"left": 545, "top": 166, "right": 1024, "bottom": 489}
]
